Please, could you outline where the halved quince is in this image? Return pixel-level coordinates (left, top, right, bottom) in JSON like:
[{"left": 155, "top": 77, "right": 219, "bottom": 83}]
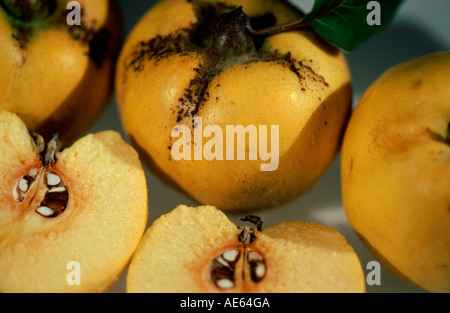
[
  {"left": 0, "top": 110, "right": 148, "bottom": 293},
  {"left": 126, "top": 205, "right": 365, "bottom": 293}
]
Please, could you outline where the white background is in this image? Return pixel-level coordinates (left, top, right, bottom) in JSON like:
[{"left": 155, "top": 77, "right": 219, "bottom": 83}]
[{"left": 97, "top": 0, "right": 450, "bottom": 293}]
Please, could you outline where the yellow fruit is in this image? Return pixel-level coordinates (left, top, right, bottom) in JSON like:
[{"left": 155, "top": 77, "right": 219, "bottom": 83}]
[
  {"left": 0, "top": 0, "right": 122, "bottom": 144},
  {"left": 0, "top": 110, "right": 148, "bottom": 293},
  {"left": 341, "top": 52, "right": 450, "bottom": 293},
  {"left": 126, "top": 205, "right": 365, "bottom": 293},
  {"left": 116, "top": 0, "right": 352, "bottom": 211}
]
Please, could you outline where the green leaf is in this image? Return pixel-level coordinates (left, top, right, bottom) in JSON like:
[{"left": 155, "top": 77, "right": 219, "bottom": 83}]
[{"left": 302, "top": 0, "right": 405, "bottom": 52}]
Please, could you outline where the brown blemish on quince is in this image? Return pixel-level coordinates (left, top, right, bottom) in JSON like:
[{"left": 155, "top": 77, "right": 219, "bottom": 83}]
[
  {"left": 411, "top": 79, "right": 423, "bottom": 89},
  {"left": 124, "top": 2, "right": 329, "bottom": 126}
]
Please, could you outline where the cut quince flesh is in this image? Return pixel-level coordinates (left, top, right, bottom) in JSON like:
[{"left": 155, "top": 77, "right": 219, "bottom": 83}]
[
  {"left": 0, "top": 110, "right": 148, "bottom": 293},
  {"left": 126, "top": 205, "right": 365, "bottom": 293}
]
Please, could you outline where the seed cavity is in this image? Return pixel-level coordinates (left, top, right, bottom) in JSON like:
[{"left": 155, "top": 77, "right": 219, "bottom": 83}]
[
  {"left": 247, "top": 250, "right": 266, "bottom": 283},
  {"left": 14, "top": 169, "right": 69, "bottom": 218},
  {"left": 36, "top": 172, "right": 69, "bottom": 218},
  {"left": 13, "top": 168, "right": 39, "bottom": 202},
  {"left": 210, "top": 215, "right": 267, "bottom": 290},
  {"left": 210, "top": 247, "right": 267, "bottom": 290},
  {"left": 211, "top": 249, "right": 241, "bottom": 290},
  {"left": 13, "top": 133, "right": 69, "bottom": 218}
]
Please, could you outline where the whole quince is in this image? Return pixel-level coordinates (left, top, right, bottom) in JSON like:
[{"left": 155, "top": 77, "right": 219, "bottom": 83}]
[
  {"left": 116, "top": 0, "right": 352, "bottom": 211},
  {"left": 341, "top": 52, "right": 450, "bottom": 293},
  {"left": 0, "top": 0, "right": 122, "bottom": 143}
]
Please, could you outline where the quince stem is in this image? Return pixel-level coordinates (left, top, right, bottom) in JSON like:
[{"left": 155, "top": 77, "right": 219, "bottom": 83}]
[
  {"left": 246, "top": 19, "right": 312, "bottom": 37},
  {"left": 198, "top": 6, "right": 255, "bottom": 59}
]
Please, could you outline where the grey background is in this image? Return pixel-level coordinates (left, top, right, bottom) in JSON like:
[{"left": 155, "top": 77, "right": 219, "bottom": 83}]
[{"left": 94, "top": 0, "right": 450, "bottom": 293}]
